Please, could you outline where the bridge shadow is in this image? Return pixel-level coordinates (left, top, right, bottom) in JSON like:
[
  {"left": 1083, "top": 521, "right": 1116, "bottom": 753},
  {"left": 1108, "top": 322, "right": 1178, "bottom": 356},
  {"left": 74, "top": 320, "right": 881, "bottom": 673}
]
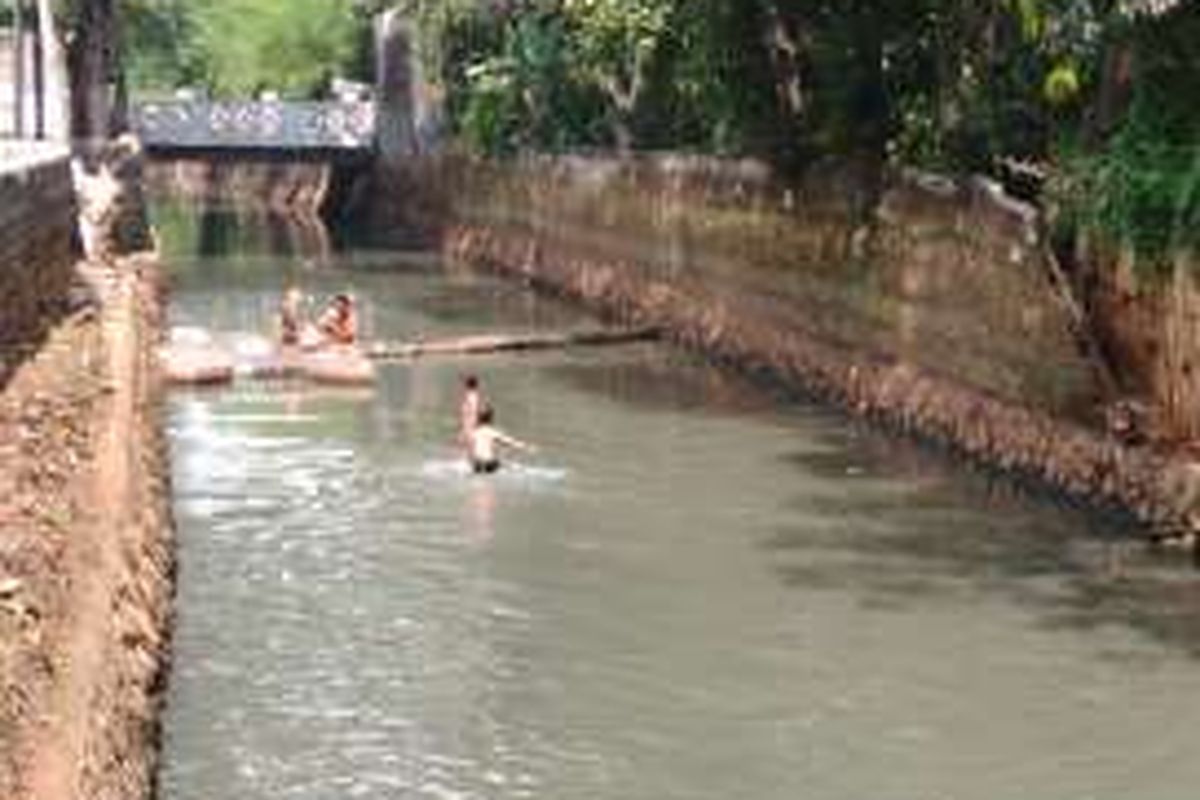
[{"left": 765, "top": 429, "right": 1200, "bottom": 660}]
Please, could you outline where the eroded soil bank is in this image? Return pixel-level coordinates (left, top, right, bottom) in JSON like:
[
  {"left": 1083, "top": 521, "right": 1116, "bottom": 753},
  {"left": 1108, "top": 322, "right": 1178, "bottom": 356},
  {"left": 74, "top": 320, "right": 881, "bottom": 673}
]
[{"left": 0, "top": 254, "right": 173, "bottom": 800}]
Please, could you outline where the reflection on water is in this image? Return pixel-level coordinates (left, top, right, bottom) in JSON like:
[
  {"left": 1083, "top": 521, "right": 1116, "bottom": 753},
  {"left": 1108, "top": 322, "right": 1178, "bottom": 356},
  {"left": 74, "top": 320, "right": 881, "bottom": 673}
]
[
  {"left": 160, "top": 204, "right": 1200, "bottom": 800},
  {"left": 154, "top": 201, "right": 334, "bottom": 264}
]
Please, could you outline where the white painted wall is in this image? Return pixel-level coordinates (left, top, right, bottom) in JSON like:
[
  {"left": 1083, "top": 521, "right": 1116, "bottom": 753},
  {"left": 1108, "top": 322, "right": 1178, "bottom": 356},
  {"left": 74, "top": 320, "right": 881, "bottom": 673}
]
[{"left": 0, "top": 20, "right": 69, "bottom": 142}]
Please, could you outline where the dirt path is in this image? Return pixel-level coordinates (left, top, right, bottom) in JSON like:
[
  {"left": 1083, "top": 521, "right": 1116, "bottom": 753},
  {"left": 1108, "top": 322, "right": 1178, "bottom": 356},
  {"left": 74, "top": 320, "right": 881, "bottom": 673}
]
[{"left": 0, "top": 257, "right": 173, "bottom": 800}]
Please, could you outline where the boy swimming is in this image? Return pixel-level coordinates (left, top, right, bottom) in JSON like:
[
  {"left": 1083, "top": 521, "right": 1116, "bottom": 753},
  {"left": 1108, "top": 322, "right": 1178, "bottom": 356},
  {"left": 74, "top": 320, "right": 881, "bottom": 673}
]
[{"left": 467, "top": 405, "right": 534, "bottom": 474}]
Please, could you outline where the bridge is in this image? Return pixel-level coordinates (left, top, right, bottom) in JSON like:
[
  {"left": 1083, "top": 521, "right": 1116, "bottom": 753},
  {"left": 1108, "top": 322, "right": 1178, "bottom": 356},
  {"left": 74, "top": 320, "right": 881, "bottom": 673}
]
[{"left": 130, "top": 99, "right": 377, "bottom": 159}]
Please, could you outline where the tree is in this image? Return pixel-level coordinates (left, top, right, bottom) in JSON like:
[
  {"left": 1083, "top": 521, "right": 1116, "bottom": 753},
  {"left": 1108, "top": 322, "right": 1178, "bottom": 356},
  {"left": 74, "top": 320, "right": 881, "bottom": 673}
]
[
  {"left": 560, "top": 0, "right": 674, "bottom": 153},
  {"left": 120, "top": 0, "right": 375, "bottom": 98},
  {"left": 60, "top": 0, "right": 123, "bottom": 138}
]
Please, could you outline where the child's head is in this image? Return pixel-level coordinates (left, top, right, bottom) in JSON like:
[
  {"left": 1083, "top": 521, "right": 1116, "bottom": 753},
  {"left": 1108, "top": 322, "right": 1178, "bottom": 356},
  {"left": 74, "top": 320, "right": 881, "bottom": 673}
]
[
  {"left": 477, "top": 405, "right": 495, "bottom": 425},
  {"left": 464, "top": 374, "right": 479, "bottom": 391}
]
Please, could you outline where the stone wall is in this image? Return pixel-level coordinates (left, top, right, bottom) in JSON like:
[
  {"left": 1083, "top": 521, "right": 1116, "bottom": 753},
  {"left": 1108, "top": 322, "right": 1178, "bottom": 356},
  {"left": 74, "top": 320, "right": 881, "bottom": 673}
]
[
  {"left": 0, "top": 144, "right": 76, "bottom": 348},
  {"left": 1076, "top": 248, "right": 1200, "bottom": 443},
  {"left": 142, "top": 154, "right": 368, "bottom": 217},
  {"left": 382, "top": 153, "right": 1200, "bottom": 533},
  {"left": 429, "top": 155, "right": 1098, "bottom": 419}
]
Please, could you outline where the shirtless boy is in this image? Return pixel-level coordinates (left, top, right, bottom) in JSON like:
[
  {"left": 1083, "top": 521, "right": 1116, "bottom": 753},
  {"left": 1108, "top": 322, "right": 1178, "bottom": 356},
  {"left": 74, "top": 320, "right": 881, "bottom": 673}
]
[
  {"left": 468, "top": 406, "right": 534, "bottom": 474},
  {"left": 459, "top": 375, "right": 484, "bottom": 446},
  {"left": 316, "top": 293, "right": 358, "bottom": 346}
]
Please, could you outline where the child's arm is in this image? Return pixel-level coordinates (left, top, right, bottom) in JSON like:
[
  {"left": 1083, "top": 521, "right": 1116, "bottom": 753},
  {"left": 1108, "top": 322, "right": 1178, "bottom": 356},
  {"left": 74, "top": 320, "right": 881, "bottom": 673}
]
[{"left": 497, "top": 429, "right": 536, "bottom": 453}]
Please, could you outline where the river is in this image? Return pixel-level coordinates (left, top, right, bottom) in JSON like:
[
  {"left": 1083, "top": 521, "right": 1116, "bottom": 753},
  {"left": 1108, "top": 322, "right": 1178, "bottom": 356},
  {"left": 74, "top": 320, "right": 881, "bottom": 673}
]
[{"left": 156, "top": 203, "right": 1200, "bottom": 800}]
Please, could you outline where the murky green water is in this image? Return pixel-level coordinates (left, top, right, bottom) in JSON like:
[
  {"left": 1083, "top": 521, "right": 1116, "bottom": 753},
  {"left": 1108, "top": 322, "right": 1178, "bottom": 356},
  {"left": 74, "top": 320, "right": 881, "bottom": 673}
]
[{"left": 159, "top": 205, "right": 1200, "bottom": 800}]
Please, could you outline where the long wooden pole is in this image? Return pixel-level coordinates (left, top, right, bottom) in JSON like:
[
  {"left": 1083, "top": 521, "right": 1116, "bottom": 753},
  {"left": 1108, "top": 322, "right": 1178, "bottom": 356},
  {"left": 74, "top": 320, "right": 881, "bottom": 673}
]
[{"left": 366, "top": 327, "right": 662, "bottom": 361}]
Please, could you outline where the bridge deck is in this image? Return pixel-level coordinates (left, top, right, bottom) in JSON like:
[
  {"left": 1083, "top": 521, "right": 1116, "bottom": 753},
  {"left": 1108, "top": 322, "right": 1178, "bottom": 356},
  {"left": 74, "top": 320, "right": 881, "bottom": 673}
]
[{"left": 132, "top": 100, "right": 376, "bottom": 153}]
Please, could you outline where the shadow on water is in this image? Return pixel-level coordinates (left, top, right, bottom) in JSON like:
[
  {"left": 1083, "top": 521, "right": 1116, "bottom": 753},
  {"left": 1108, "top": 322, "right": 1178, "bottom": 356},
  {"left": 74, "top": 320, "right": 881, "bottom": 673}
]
[
  {"left": 544, "top": 340, "right": 1200, "bottom": 661},
  {"left": 158, "top": 201, "right": 335, "bottom": 264},
  {"left": 769, "top": 429, "right": 1200, "bottom": 660},
  {"left": 544, "top": 347, "right": 785, "bottom": 418}
]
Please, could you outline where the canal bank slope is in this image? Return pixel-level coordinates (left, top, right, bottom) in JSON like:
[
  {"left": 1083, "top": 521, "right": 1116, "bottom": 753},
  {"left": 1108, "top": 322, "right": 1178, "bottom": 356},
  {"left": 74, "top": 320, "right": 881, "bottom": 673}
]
[
  {"left": 370, "top": 154, "right": 1200, "bottom": 536},
  {"left": 1, "top": 147, "right": 173, "bottom": 800}
]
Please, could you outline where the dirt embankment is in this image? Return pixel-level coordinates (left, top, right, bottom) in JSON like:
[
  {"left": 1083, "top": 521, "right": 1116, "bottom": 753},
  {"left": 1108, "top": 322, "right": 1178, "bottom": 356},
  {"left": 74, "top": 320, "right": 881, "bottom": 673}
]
[{"left": 0, "top": 254, "right": 173, "bottom": 800}]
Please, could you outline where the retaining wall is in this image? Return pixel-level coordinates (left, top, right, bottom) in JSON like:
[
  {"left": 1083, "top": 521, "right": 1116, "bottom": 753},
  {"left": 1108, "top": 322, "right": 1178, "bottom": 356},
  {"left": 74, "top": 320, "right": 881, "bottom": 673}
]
[
  {"left": 0, "top": 143, "right": 75, "bottom": 347},
  {"left": 142, "top": 153, "right": 370, "bottom": 219},
  {"left": 380, "top": 154, "right": 1200, "bottom": 533}
]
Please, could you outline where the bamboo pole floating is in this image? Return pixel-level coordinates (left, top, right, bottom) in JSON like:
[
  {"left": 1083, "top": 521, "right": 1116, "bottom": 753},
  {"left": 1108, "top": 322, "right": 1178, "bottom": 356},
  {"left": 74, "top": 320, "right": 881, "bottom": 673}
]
[{"left": 366, "top": 326, "right": 661, "bottom": 361}]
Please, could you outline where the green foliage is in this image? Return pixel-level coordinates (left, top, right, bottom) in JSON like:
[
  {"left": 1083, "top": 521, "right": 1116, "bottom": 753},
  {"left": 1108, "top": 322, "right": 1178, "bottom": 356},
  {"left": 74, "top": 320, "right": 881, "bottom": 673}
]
[
  {"left": 112, "top": 0, "right": 1200, "bottom": 268},
  {"left": 1058, "top": 5, "right": 1200, "bottom": 268},
  {"left": 1076, "top": 130, "right": 1200, "bottom": 266},
  {"left": 123, "top": 0, "right": 198, "bottom": 92},
  {"left": 1043, "top": 62, "right": 1080, "bottom": 106},
  {"left": 196, "top": 0, "right": 363, "bottom": 97},
  {"left": 122, "top": 0, "right": 373, "bottom": 98}
]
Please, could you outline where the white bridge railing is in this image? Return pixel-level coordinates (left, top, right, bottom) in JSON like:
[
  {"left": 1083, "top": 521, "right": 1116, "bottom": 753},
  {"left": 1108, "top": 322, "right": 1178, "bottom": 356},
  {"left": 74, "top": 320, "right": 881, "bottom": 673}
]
[{"left": 131, "top": 100, "right": 377, "bottom": 151}]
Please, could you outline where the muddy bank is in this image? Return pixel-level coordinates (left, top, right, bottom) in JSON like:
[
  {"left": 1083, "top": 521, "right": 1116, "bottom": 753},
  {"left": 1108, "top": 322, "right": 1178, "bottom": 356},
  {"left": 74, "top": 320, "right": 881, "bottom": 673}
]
[
  {"left": 0, "top": 254, "right": 173, "bottom": 800},
  {"left": 376, "top": 153, "right": 1200, "bottom": 534}
]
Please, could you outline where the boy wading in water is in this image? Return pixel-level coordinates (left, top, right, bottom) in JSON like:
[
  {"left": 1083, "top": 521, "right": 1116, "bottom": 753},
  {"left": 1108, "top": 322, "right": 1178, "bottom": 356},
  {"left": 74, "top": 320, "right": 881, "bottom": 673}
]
[
  {"left": 468, "top": 406, "right": 534, "bottom": 474},
  {"left": 459, "top": 375, "right": 484, "bottom": 448}
]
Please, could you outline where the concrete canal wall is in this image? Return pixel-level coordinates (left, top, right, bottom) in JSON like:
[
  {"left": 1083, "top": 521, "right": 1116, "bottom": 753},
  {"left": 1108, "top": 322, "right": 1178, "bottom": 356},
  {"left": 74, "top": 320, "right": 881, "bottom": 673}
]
[
  {"left": 0, "top": 143, "right": 75, "bottom": 349},
  {"left": 142, "top": 155, "right": 333, "bottom": 212},
  {"left": 373, "top": 153, "right": 1200, "bottom": 534},
  {"left": 141, "top": 153, "right": 374, "bottom": 226}
]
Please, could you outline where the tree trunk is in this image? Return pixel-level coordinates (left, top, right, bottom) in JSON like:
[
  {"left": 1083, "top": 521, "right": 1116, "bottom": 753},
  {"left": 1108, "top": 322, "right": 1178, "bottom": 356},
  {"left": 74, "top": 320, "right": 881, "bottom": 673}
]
[
  {"left": 611, "top": 114, "right": 633, "bottom": 156},
  {"left": 1087, "top": 41, "right": 1134, "bottom": 149},
  {"left": 67, "top": 0, "right": 121, "bottom": 141},
  {"left": 601, "top": 78, "right": 638, "bottom": 156},
  {"left": 761, "top": 2, "right": 807, "bottom": 123},
  {"left": 847, "top": 9, "right": 888, "bottom": 212}
]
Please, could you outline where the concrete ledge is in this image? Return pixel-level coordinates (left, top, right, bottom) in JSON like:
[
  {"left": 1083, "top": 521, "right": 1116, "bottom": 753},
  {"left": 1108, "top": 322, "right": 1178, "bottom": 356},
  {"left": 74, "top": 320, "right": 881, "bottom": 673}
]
[{"left": 0, "top": 141, "right": 70, "bottom": 175}]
